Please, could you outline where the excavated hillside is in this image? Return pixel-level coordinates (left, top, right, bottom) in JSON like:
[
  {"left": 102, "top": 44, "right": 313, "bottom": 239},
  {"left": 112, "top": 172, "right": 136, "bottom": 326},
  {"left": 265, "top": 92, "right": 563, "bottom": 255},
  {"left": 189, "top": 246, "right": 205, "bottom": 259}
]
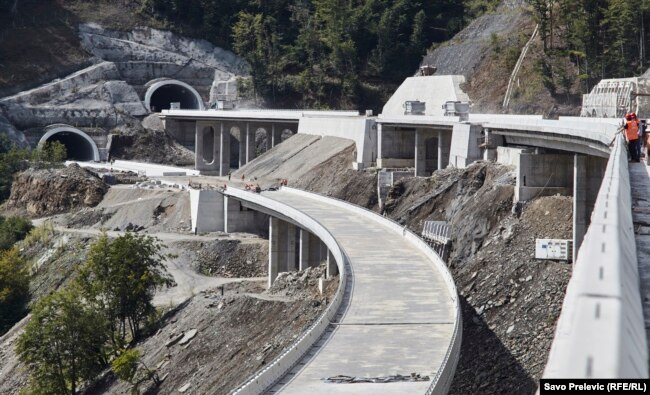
[
  {"left": 2, "top": 164, "right": 108, "bottom": 217},
  {"left": 382, "top": 163, "right": 571, "bottom": 394}
]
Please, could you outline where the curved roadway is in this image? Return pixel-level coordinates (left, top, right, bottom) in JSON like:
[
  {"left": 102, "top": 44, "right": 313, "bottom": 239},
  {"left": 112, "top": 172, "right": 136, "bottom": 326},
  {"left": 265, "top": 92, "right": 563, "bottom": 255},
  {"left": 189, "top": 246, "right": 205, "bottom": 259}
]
[{"left": 257, "top": 189, "right": 458, "bottom": 394}]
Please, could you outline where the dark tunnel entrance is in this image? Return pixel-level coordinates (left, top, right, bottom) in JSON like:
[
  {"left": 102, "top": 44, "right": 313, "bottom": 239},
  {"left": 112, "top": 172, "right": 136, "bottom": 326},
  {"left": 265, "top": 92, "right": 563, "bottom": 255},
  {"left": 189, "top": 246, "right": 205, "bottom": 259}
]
[
  {"left": 44, "top": 132, "right": 96, "bottom": 161},
  {"left": 148, "top": 84, "right": 202, "bottom": 112}
]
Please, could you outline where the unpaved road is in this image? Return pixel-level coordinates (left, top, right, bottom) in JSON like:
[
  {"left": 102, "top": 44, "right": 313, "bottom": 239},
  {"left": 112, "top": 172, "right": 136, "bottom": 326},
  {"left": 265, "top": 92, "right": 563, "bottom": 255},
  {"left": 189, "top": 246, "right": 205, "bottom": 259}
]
[{"left": 31, "top": 221, "right": 268, "bottom": 307}]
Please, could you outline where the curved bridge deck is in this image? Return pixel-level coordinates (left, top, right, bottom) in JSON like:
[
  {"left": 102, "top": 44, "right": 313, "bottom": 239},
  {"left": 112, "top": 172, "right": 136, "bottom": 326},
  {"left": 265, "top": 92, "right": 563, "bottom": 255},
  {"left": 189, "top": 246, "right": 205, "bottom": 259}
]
[{"left": 260, "top": 190, "right": 457, "bottom": 394}]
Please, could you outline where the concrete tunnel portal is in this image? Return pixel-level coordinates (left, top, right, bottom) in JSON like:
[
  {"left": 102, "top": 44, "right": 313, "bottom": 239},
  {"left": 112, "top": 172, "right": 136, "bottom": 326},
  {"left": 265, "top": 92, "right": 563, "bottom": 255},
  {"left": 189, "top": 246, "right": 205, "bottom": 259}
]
[
  {"left": 144, "top": 80, "right": 205, "bottom": 112},
  {"left": 38, "top": 127, "right": 100, "bottom": 162}
]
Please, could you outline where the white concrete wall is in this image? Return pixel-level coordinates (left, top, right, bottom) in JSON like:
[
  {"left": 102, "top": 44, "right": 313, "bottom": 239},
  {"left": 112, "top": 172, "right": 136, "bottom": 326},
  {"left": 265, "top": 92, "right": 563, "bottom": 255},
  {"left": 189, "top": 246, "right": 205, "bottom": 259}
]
[
  {"left": 297, "top": 116, "right": 377, "bottom": 169},
  {"left": 515, "top": 153, "right": 574, "bottom": 202},
  {"left": 448, "top": 124, "right": 482, "bottom": 168},
  {"left": 544, "top": 134, "right": 648, "bottom": 378},
  {"left": 381, "top": 75, "right": 469, "bottom": 117},
  {"left": 189, "top": 190, "right": 224, "bottom": 232},
  {"left": 496, "top": 147, "right": 530, "bottom": 167}
]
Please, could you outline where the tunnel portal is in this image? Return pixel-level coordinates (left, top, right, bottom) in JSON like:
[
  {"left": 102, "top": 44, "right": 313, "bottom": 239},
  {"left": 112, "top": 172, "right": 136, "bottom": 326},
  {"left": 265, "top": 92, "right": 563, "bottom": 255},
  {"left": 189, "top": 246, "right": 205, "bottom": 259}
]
[
  {"left": 145, "top": 80, "right": 204, "bottom": 112},
  {"left": 39, "top": 127, "right": 100, "bottom": 162}
]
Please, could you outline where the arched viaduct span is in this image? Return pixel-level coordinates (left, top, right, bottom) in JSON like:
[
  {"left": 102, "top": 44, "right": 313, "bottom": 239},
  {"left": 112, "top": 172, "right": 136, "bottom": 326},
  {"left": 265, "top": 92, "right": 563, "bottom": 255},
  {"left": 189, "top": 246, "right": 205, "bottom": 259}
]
[{"left": 189, "top": 187, "right": 461, "bottom": 394}]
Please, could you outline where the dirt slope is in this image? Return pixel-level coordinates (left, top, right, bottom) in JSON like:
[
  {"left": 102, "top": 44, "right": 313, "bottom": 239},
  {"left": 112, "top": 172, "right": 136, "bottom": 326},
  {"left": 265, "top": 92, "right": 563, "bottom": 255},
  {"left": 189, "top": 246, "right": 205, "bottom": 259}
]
[{"left": 89, "top": 267, "right": 337, "bottom": 395}]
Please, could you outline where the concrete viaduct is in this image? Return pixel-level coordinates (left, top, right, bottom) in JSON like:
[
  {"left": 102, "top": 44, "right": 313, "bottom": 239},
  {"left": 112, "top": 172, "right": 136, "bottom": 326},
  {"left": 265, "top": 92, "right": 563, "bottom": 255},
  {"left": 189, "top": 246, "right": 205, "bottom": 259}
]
[{"left": 65, "top": 74, "right": 650, "bottom": 388}]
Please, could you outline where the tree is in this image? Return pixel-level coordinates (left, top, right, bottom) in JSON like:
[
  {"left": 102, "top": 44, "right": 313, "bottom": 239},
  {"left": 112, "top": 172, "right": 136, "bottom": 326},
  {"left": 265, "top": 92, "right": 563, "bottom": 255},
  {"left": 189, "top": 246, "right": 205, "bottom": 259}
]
[
  {"left": 31, "top": 141, "right": 66, "bottom": 168},
  {"left": 0, "top": 248, "right": 29, "bottom": 333},
  {"left": 112, "top": 348, "right": 160, "bottom": 395},
  {"left": 0, "top": 135, "right": 30, "bottom": 202},
  {"left": 17, "top": 288, "right": 109, "bottom": 395},
  {"left": 77, "top": 233, "right": 174, "bottom": 348},
  {"left": 0, "top": 215, "right": 33, "bottom": 250}
]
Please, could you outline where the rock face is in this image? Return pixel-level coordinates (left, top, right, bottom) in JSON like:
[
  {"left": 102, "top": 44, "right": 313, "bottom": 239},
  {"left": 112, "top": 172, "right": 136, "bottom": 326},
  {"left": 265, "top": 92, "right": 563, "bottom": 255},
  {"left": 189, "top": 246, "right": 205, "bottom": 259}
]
[
  {"left": 421, "top": 2, "right": 528, "bottom": 78},
  {"left": 0, "top": 114, "right": 29, "bottom": 148},
  {"left": 79, "top": 23, "right": 249, "bottom": 99},
  {"left": 4, "top": 164, "right": 108, "bottom": 217},
  {"left": 0, "top": 23, "right": 249, "bottom": 138},
  {"left": 0, "top": 62, "right": 147, "bottom": 130}
]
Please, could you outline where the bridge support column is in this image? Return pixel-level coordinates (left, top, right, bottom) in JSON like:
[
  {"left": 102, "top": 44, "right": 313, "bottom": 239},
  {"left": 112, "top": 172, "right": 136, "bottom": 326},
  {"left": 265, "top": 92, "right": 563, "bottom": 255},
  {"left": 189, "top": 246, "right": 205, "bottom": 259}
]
[
  {"left": 327, "top": 250, "right": 338, "bottom": 278},
  {"left": 449, "top": 124, "right": 482, "bottom": 168},
  {"left": 224, "top": 196, "right": 268, "bottom": 234},
  {"left": 377, "top": 125, "right": 416, "bottom": 168},
  {"left": 298, "top": 230, "right": 323, "bottom": 270},
  {"left": 415, "top": 128, "right": 437, "bottom": 177},
  {"left": 195, "top": 121, "right": 221, "bottom": 174},
  {"left": 299, "top": 229, "right": 309, "bottom": 271},
  {"left": 438, "top": 130, "right": 451, "bottom": 170},
  {"left": 238, "top": 125, "right": 246, "bottom": 168},
  {"left": 219, "top": 122, "right": 230, "bottom": 176},
  {"left": 269, "top": 218, "right": 299, "bottom": 286},
  {"left": 271, "top": 124, "right": 282, "bottom": 148},
  {"left": 269, "top": 217, "right": 280, "bottom": 287},
  {"left": 516, "top": 153, "right": 574, "bottom": 202},
  {"left": 285, "top": 224, "right": 297, "bottom": 272},
  {"left": 573, "top": 154, "right": 607, "bottom": 262},
  {"left": 246, "top": 123, "right": 256, "bottom": 164},
  {"left": 482, "top": 129, "right": 504, "bottom": 162}
]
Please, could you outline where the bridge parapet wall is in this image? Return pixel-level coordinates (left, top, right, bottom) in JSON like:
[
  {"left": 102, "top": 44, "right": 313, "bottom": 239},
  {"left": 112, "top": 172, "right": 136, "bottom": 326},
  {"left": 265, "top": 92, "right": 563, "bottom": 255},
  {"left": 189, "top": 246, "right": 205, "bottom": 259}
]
[{"left": 544, "top": 134, "right": 648, "bottom": 378}]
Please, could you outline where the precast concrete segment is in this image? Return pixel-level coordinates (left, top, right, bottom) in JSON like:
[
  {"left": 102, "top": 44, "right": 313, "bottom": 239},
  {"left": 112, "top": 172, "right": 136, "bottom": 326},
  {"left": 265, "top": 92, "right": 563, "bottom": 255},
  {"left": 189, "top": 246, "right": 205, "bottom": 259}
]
[{"left": 259, "top": 190, "right": 457, "bottom": 394}]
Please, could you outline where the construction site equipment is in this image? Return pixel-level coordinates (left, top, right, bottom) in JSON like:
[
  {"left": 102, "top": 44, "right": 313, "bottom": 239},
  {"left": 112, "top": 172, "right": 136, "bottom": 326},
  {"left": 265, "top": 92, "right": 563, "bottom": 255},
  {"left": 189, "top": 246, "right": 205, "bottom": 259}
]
[
  {"left": 442, "top": 101, "right": 470, "bottom": 121},
  {"left": 535, "top": 239, "right": 572, "bottom": 261},
  {"left": 404, "top": 100, "right": 426, "bottom": 115},
  {"left": 422, "top": 221, "right": 452, "bottom": 262}
]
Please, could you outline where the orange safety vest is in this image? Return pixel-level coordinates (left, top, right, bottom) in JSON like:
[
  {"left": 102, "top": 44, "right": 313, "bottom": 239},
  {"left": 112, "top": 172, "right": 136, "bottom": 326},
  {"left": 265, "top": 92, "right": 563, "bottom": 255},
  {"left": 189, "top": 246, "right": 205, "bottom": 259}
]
[{"left": 626, "top": 120, "right": 640, "bottom": 141}]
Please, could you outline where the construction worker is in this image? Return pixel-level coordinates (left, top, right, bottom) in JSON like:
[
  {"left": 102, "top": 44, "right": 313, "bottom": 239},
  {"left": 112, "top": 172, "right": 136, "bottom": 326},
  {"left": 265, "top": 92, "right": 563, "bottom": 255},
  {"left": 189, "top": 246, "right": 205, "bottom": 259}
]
[{"left": 624, "top": 112, "right": 641, "bottom": 162}]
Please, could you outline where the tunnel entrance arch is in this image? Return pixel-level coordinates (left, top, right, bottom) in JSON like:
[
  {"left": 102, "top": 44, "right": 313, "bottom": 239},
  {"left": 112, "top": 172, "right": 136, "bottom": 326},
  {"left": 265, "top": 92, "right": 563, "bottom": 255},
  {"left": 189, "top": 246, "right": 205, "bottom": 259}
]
[
  {"left": 38, "top": 126, "right": 100, "bottom": 162},
  {"left": 144, "top": 80, "right": 205, "bottom": 112}
]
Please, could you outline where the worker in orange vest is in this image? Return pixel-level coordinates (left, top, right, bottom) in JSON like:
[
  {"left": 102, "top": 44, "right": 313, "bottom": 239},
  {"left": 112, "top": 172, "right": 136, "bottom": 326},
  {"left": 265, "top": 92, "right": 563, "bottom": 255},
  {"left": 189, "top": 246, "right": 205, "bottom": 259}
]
[{"left": 624, "top": 112, "right": 641, "bottom": 162}]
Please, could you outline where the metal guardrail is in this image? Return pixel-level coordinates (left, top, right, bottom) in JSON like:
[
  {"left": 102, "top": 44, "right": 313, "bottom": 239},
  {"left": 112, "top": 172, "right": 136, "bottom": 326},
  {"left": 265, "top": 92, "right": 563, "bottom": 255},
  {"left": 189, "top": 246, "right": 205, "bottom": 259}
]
[{"left": 543, "top": 134, "right": 648, "bottom": 378}]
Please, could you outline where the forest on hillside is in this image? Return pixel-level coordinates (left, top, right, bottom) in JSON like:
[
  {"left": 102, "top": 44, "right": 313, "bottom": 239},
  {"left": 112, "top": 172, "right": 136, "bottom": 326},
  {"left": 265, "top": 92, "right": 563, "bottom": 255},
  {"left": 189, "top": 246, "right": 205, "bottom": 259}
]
[
  {"left": 126, "top": 0, "right": 650, "bottom": 108},
  {"left": 137, "top": 0, "right": 502, "bottom": 109},
  {"left": 0, "top": 0, "right": 649, "bottom": 110},
  {"left": 529, "top": 0, "right": 650, "bottom": 95}
]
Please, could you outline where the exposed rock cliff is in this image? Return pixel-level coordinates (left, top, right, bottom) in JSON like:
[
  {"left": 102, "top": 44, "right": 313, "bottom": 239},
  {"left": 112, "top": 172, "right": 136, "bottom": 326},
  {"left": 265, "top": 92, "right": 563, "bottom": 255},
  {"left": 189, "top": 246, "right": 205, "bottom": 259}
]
[{"left": 3, "top": 164, "right": 108, "bottom": 217}]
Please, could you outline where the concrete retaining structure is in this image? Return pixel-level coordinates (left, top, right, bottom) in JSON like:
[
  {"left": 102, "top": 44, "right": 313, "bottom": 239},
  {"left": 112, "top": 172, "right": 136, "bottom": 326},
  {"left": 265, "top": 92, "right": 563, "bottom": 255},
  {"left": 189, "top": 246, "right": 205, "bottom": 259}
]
[
  {"left": 543, "top": 134, "right": 648, "bottom": 378},
  {"left": 189, "top": 190, "right": 224, "bottom": 233},
  {"left": 297, "top": 115, "right": 377, "bottom": 170}
]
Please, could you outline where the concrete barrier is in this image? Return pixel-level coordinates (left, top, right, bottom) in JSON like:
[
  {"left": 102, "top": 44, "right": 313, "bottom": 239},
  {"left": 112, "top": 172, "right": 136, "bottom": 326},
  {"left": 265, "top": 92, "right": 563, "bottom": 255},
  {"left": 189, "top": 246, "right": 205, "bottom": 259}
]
[
  {"left": 224, "top": 188, "right": 349, "bottom": 395},
  {"left": 280, "top": 187, "right": 462, "bottom": 394},
  {"left": 543, "top": 134, "right": 648, "bottom": 378}
]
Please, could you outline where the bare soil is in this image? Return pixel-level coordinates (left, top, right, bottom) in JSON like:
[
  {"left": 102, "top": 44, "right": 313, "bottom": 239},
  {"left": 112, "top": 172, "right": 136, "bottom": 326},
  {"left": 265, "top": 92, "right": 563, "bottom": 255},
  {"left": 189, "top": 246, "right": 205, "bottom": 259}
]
[{"left": 88, "top": 266, "right": 337, "bottom": 395}]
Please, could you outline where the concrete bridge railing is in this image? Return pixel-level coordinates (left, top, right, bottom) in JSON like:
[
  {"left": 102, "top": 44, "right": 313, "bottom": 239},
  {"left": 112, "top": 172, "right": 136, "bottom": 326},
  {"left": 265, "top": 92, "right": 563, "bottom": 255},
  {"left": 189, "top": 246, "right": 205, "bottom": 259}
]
[
  {"left": 278, "top": 187, "right": 462, "bottom": 394},
  {"left": 224, "top": 187, "right": 349, "bottom": 395},
  {"left": 543, "top": 134, "right": 648, "bottom": 378},
  {"left": 224, "top": 186, "right": 461, "bottom": 394}
]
